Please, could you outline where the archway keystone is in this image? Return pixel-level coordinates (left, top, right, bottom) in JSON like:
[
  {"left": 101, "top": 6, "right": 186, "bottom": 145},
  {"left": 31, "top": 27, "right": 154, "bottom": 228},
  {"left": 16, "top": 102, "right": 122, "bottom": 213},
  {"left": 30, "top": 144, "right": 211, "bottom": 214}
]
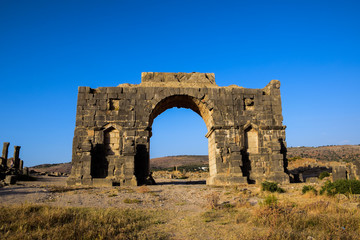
[{"left": 67, "top": 72, "right": 289, "bottom": 186}]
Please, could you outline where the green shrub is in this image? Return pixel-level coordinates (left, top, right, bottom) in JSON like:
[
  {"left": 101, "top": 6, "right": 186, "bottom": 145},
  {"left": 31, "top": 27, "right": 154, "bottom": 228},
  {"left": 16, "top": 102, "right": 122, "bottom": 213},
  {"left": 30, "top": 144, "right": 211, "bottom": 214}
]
[
  {"left": 222, "top": 202, "right": 234, "bottom": 209},
  {"left": 288, "top": 156, "right": 302, "bottom": 162},
  {"left": 320, "top": 179, "right": 360, "bottom": 196},
  {"left": 319, "top": 171, "right": 330, "bottom": 180},
  {"left": 261, "top": 194, "right": 278, "bottom": 206},
  {"left": 302, "top": 185, "right": 317, "bottom": 195},
  {"left": 261, "top": 181, "right": 285, "bottom": 193}
]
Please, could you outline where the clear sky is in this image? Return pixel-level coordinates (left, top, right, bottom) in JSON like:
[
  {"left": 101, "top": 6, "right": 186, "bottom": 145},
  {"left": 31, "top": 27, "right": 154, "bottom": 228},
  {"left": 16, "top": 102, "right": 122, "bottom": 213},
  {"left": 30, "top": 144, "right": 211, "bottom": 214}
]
[{"left": 1, "top": 0, "right": 359, "bottom": 166}]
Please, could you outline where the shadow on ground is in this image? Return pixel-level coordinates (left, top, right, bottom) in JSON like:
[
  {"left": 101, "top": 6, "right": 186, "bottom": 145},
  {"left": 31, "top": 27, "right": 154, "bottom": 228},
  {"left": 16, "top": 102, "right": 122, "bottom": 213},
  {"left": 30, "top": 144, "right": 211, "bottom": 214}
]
[{"left": 154, "top": 180, "right": 206, "bottom": 185}]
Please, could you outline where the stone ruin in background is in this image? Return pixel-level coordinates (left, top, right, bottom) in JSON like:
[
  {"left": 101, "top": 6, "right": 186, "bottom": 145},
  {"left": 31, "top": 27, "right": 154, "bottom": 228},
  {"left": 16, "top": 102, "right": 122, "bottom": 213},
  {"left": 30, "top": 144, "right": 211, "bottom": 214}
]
[
  {"left": 288, "top": 161, "right": 360, "bottom": 183},
  {"left": 67, "top": 72, "right": 291, "bottom": 186},
  {"left": 0, "top": 142, "right": 26, "bottom": 185}
]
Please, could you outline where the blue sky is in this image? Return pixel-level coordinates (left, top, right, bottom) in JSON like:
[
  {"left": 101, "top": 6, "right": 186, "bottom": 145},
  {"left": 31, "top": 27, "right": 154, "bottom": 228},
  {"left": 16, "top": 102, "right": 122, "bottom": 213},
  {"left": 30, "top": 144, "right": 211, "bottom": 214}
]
[{"left": 1, "top": 0, "right": 359, "bottom": 166}]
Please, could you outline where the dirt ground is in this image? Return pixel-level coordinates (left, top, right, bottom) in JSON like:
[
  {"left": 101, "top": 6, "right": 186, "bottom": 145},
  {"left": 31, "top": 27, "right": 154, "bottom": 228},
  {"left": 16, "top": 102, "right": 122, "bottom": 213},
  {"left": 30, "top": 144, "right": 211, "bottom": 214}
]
[
  {"left": 0, "top": 176, "right": 259, "bottom": 211},
  {"left": 0, "top": 175, "right": 262, "bottom": 239},
  {"left": 2, "top": 175, "right": 360, "bottom": 240}
]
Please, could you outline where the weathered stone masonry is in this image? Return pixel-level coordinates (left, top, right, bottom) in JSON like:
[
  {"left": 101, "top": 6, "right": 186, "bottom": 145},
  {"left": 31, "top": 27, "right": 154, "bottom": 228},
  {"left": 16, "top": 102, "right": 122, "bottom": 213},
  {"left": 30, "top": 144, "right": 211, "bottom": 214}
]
[{"left": 67, "top": 72, "right": 289, "bottom": 186}]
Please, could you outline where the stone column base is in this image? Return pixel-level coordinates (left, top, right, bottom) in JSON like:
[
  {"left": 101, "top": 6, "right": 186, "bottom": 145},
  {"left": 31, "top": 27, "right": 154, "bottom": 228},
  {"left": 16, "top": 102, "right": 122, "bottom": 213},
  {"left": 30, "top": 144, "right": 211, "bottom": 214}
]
[
  {"left": 252, "top": 171, "right": 290, "bottom": 184},
  {"left": 67, "top": 176, "right": 139, "bottom": 187},
  {"left": 207, "top": 174, "right": 248, "bottom": 185},
  {"left": 265, "top": 172, "right": 289, "bottom": 184},
  {"left": 112, "top": 176, "right": 138, "bottom": 186},
  {"left": 66, "top": 177, "right": 78, "bottom": 186},
  {"left": 66, "top": 175, "right": 93, "bottom": 186}
]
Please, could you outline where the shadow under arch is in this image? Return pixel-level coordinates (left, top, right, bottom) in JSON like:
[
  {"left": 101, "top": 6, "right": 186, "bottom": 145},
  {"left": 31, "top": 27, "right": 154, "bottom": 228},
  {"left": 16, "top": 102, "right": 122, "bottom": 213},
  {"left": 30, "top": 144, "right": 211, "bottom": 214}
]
[{"left": 134, "top": 94, "right": 215, "bottom": 185}]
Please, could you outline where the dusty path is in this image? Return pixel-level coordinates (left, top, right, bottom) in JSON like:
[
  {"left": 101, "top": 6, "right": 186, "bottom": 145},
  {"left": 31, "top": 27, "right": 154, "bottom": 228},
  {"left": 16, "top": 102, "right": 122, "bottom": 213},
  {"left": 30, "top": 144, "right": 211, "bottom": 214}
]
[{"left": 0, "top": 176, "right": 256, "bottom": 212}]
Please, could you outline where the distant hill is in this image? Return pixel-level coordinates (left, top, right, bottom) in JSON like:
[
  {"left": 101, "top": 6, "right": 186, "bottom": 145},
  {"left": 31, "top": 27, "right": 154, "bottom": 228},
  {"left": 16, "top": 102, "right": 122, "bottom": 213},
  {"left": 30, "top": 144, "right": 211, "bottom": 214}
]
[
  {"left": 150, "top": 155, "right": 208, "bottom": 169},
  {"left": 29, "top": 145, "right": 360, "bottom": 174},
  {"left": 287, "top": 145, "right": 360, "bottom": 162},
  {"left": 29, "top": 156, "right": 208, "bottom": 174},
  {"left": 30, "top": 162, "right": 72, "bottom": 174}
]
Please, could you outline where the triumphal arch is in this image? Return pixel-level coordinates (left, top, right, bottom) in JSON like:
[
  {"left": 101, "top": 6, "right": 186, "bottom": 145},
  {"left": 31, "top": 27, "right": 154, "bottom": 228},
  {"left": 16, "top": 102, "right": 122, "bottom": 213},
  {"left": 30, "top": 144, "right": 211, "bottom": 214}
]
[{"left": 67, "top": 72, "right": 289, "bottom": 186}]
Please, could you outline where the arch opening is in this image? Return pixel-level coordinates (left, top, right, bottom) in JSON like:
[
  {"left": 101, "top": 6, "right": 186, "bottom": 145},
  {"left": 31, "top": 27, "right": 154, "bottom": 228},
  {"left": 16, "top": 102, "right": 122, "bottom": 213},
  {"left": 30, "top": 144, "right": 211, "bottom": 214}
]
[
  {"left": 151, "top": 108, "right": 208, "bottom": 158},
  {"left": 150, "top": 108, "right": 208, "bottom": 183},
  {"left": 136, "top": 95, "right": 214, "bottom": 184}
]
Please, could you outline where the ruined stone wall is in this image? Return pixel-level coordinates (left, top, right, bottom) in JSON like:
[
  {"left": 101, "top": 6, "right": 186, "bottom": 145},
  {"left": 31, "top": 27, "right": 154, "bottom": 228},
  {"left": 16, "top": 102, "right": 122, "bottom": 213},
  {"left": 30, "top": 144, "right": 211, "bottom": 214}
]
[{"left": 67, "top": 72, "right": 289, "bottom": 186}]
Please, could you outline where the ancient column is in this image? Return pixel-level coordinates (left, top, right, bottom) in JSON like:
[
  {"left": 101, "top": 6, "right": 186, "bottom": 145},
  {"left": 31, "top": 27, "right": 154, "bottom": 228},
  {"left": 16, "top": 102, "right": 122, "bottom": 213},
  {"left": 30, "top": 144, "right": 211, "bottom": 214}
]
[
  {"left": 1, "top": 142, "right": 9, "bottom": 166},
  {"left": 19, "top": 160, "right": 24, "bottom": 171},
  {"left": 14, "top": 146, "right": 21, "bottom": 169}
]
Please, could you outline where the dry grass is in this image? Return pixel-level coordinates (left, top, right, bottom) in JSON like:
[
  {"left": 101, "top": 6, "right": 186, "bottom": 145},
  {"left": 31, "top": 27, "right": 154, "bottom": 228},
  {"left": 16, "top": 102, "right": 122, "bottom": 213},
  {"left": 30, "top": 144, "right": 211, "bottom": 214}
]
[
  {"left": 250, "top": 199, "right": 360, "bottom": 239},
  {"left": 123, "top": 198, "right": 142, "bottom": 204},
  {"left": 46, "top": 186, "right": 94, "bottom": 193},
  {"left": 205, "top": 191, "right": 220, "bottom": 209},
  {"left": 2, "top": 181, "right": 360, "bottom": 240},
  {"left": 136, "top": 185, "right": 151, "bottom": 193},
  {"left": 0, "top": 205, "right": 168, "bottom": 240},
  {"left": 156, "top": 182, "right": 360, "bottom": 240},
  {"left": 108, "top": 193, "right": 118, "bottom": 197},
  {"left": 164, "top": 194, "right": 360, "bottom": 240}
]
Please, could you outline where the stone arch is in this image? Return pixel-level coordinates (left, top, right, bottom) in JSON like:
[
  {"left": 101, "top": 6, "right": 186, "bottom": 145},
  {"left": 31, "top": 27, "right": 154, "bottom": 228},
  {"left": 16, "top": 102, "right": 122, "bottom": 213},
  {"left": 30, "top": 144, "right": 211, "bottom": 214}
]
[
  {"left": 133, "top": 94, "right": 215, "bottom": 184},
  {"left": 68, "top": 72, "right": 290, "bottom": 186},
  {"left": 149, "top": 94, "right": 214, "bottom": 131}
]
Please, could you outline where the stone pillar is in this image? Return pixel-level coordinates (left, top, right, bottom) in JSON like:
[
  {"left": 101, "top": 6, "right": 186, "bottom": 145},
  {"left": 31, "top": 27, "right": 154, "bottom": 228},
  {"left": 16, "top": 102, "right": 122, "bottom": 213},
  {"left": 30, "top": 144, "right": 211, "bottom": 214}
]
[
  {"left": 1, "top": 142, "right": 9, "bottom": 166},
  {"left": 228, "top": 149, "right": 248, "bottom": 184},
  {"left": 81, "top": 140, "right": 93, "bottom": 185},
  {"left": 121, "top": 132, "right": 138, "bottom": 186},
  {"left": 14, "top": 146, "right": 21, "bottom": 169},
  {"left": 19, "top": 160, "right": 24, "bottom": 171},
  {"left": 23, "top": 167, "right": 29, "bottom": 175}
]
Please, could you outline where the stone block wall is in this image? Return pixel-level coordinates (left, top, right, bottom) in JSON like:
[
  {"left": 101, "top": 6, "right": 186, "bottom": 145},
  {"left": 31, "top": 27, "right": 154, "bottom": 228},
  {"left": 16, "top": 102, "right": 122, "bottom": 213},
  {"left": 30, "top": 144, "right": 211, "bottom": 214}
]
[{"left": 67, "top": 72, "right": 289, "bottom": 186}]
